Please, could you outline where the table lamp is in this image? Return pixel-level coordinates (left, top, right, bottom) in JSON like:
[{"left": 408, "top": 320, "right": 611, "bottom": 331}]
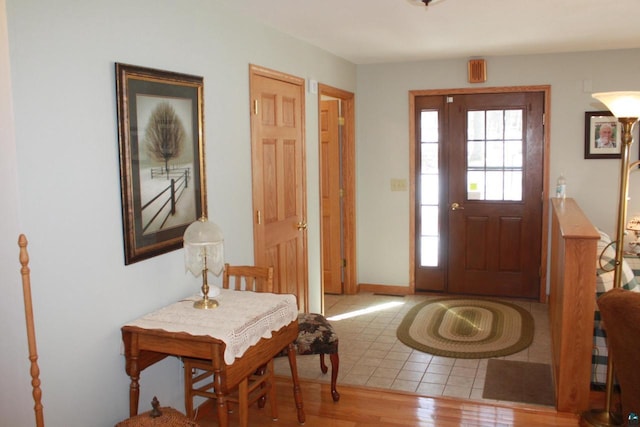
[{"left": 183, "top": 216, "right": 224, "bottom": 309}]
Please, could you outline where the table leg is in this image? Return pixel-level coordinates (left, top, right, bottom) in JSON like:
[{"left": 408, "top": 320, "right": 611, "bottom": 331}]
[
  {"left": 122, "top": 331, "right": 140, "bottom": 417},
  {"left": 128, "top": 370, "right": 140, "bottom": 417},
  {"left": 214, "top": 370, "right": 229, "bottom": 427},
  {"left": 286, "top": 343, "right": 305, "bottom": 424}
]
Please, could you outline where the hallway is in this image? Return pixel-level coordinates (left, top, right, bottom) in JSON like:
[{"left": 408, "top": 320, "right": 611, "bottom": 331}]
[{"left": 274, "top": 292, "right": 552, "bottom": 406}]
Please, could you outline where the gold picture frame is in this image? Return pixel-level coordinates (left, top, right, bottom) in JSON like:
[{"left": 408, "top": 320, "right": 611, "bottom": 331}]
[{"left": 115, "top": 63, "right": 207, "bottom": 265}]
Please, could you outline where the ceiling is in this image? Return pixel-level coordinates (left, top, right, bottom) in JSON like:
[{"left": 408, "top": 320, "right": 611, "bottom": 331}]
[{"left": 217, "top": 0, "right": 640, "bottom": 64}]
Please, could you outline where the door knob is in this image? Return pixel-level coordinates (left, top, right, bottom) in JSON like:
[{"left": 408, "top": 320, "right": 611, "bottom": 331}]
[
  {"left": 296, "top": 221, "right": 308, "bottom": 230},
  {"left": 451, "top": 202, "right": 465, "bottom": 211}
]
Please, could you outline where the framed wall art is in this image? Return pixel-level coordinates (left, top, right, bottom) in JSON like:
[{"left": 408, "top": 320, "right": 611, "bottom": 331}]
[
  {"left": 584, "top": 110, "right": 621, "bottom": 159},
  {"left": 115, "top": 63, "right": 207, "bottom": 265}
]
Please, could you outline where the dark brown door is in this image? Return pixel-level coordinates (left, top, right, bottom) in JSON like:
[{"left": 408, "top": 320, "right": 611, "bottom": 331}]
[{"left": 415, "top": 92, "right": 544, "bottom": 299}]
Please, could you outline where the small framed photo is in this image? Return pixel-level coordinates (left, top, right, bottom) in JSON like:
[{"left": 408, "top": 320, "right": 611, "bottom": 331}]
[
  {"left": 115, "top": 63, "right": 207, "bottom": 265},
  {"left": 584, "top": 111, "right": 621, "bottom": 159}
]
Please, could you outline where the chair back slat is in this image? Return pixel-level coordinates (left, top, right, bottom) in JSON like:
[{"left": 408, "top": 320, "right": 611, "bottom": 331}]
[
  {"left": 222, "top": 263, "right": 274, "bottom": 293},
  {"left": 19, "top": 234, "right": 45, "bottom": 427}
]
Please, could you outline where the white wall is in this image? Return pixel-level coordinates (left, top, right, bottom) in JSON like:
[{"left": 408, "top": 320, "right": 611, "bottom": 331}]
[
  {"left": 0, "top": 0, "right": 33, "bottom": 425},
  {"left": 1, "top": 0, "right": 355, "bottom": 425},
  {"left": 356, "top": 50, "right": 640, "bottom": 287}
]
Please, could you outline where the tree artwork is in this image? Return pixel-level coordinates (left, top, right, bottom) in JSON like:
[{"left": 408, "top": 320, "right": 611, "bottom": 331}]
[{"left": 144, "top": 102, "right": 186, "bottom": 175}]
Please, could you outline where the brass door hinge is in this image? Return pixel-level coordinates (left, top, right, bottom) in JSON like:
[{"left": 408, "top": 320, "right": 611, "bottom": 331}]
[{"left": 253, "top": 99, "right": 258, "bottom": 115}]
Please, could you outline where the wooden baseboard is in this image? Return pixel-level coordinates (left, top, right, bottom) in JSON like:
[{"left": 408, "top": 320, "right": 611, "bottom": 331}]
[{"left": 358, "top": 283, "right": 412, "bottom": 296}]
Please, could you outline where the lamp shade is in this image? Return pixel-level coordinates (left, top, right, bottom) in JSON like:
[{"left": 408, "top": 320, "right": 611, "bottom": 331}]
[
  {"left": 183, "top": 217, "right": 224, "bottom": 277},
  {"left": 592, "top": 91, "right": 640, "bottom": 118}
]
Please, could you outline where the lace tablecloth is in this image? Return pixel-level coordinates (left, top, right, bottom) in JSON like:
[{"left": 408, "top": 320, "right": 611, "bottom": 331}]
[{"left": 124, "top": 289, "right": 298, "bottom": 364}]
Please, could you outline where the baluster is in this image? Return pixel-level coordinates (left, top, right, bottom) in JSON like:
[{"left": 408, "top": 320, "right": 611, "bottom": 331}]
[{"left": 19, "top": 234, "right": 44, "bottom": 427}]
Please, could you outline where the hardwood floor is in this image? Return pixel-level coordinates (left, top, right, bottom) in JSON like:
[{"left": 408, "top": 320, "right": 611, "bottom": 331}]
[
  {"left": 195, "top": 377, "right": 583, "bottom": 426},
  {"left": 192, "top": 290, "right": 613, "bottom": 426}
]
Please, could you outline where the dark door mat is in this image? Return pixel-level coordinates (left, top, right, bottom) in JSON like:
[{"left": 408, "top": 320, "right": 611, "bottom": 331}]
[{"left": 482, "top": 359, "right": 555, "bottom": 406}]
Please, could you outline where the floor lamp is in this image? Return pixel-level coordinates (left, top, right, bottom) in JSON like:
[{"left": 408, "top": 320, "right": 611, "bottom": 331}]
[{"left": 581, "top": 91, "right": 640, "bottom": 427}]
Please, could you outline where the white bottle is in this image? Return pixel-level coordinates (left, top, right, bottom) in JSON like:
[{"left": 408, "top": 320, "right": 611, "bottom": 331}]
[{"left": 556, "top": 173, "right": 566, "bottom": 199}]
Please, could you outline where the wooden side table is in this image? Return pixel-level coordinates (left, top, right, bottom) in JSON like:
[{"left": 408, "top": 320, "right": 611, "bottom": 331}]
[{"left": 121, "top": 291, "right": 305, "bottom": 427}]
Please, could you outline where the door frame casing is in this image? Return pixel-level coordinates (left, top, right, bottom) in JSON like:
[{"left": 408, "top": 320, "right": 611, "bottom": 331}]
[
  {"left": 408, "top": 85, "right": 551, "bottom": 302},
  {"left": 318, "top": 84, "right": 357, "bottom": 299}
]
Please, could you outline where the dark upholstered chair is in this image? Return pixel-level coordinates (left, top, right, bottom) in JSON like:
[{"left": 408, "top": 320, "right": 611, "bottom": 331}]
[
  {"left": 284, "top": 312, "right": 340, "bottom": 402},
  {"left": 597, "top": 287, "right": 640, "bottom": 422}
]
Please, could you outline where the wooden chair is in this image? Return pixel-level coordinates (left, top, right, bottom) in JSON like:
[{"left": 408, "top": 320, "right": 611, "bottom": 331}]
[
  {"left": 183, "top": 264, "right": 276, "bottom": 426},
  {"left": 224, "top": 264, "right": 340, "bottom": 401},
  {"left": 222, "top": 264, "right": 274, "bottom": 293}
]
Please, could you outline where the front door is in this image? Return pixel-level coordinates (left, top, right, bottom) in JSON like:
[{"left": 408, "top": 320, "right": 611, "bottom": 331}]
[
  {"left": 249, "top": 65, "right": 308, "bottom": 312},
  {"left": 415, "top": 91, "right": 544, "bottom": 299}
]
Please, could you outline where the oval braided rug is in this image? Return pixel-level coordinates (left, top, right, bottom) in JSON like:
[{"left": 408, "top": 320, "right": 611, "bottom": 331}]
[{"left": 396, "top": 298, "right": 534, "bottom": 359}]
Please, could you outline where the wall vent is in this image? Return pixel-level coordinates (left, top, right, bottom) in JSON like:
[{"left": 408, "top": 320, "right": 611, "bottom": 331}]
[{"left": 468, "top": 59, "right": 487, "bottom": 83}]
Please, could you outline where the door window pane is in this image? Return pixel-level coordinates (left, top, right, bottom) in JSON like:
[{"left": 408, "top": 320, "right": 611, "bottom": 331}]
[
  {"left": 467, "top": 111, "right": 485, "bottom": 140},
  {"left": 467, "top": 171, "right": 484, "bottom": 200},
  {"left": 504, "top": 110, "right": 523, "bottom": 140},
  {"left": 486, "top": 110, "right": 504, "bottom": 140},
  {"left": 466, "top": 109, "right": 523, "bottom": 201},
  {"left": 485, "top": 171, "right": 504, "bottom": 200},
  {"left": 467, "top": 140, "right": 484, "bottom": 167},
  {"left": 505, "top": 140, "right": 523, "bottom": 167},
  {"left": 421, "top": 143, "right": 438, "bottom": 173},
  {"left": 421, "top": 206, "right": 439, "bottom": 236},
  {"left": 421, "top": 237, "right": 439, "bottom": 267},
  {"left": 421, "top": 111, "right": 439, "bottom": 143},
  {"left": 486, "top": 140, "right": 504, "bottom": 167},
  {"left": 504, "top": 171, "right": 523, "bottom": 200},
  {"left": 421, "top": 174, "right": 439, "bottom": 205}
]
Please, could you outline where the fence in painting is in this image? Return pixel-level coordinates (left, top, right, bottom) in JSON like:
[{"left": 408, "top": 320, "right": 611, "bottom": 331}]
[{"left": 142, "top": 167, "right": 191, "bottom": 233}]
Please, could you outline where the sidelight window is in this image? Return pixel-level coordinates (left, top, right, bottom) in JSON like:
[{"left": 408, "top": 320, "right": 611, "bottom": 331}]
[{"left": 419, "top": 110, "right": 439, "bottom": 267}]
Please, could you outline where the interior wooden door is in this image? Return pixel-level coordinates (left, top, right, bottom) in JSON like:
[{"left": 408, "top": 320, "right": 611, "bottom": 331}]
[
  {"left": 447, "top": 92, "right": 544, "bottom": 298},
  {"left": 318, "top": 83, "right": 357, "bottom": 301},
  {"left": 320, "top": 99, "right": 343, "bottom": 294},
  {"left": 249, "top": 65, "right": 308, "bottom": 312}
]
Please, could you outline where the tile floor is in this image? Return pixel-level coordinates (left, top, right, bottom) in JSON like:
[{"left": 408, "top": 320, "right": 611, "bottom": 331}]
[{"left": 274, "top": 292, "right": 553, "bottom": 406}]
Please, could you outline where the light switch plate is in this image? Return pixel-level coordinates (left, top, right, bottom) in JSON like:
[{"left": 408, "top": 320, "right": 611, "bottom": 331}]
[
  {"left": 390, "top": 178, "right": 408, "bottom": 192},
  {"left": 308, "top": 79, "right": 318, "bottom": 94}
]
